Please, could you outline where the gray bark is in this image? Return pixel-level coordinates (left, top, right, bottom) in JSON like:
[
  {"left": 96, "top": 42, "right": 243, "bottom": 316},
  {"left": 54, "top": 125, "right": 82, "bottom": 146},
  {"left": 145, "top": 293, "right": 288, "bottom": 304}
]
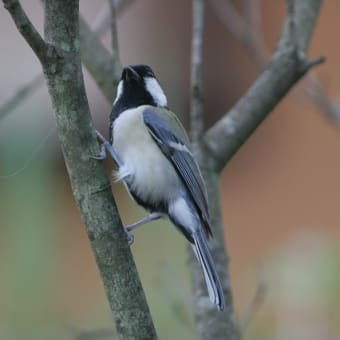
[
  {"left": 3, "top": 0, "right": 157, "bottom": 339},
  {"left": 188, "top": 1, "right": 323, "bottom": 339},
  {"left": 3, "top": 0, "right": 323, "bottom": 339}
]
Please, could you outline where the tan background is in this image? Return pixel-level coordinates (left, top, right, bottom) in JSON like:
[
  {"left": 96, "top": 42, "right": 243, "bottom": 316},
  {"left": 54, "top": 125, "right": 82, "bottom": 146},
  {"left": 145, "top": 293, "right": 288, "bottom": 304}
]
[{"left": 0, "top": 1, "right": 339, "bottom": 339}]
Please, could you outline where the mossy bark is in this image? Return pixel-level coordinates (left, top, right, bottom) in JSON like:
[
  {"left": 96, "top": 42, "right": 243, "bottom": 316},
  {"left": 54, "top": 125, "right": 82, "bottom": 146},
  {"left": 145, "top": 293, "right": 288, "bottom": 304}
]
[{"left": 42, "top": 1, "right": 157, "bottom": 339}]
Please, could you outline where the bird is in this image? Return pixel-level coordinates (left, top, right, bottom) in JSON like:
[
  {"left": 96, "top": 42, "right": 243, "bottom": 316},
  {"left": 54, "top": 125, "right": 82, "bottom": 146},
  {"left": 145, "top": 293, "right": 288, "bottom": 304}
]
[{"left": 99, "top": 64, "right": 224, "bottom": 311}]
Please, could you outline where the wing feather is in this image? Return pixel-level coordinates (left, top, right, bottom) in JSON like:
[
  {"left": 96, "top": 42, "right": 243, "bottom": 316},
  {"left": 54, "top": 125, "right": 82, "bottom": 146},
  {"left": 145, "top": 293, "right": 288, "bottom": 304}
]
[{"left": 143, "top": 107, "right": 212, "bottom": 236}]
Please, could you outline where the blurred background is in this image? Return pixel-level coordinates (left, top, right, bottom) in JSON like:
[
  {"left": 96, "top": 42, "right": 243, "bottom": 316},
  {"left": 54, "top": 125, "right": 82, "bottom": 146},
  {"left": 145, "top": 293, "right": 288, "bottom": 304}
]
[{"left": 1, "top": 1, "right": 340, "bottom": 339}]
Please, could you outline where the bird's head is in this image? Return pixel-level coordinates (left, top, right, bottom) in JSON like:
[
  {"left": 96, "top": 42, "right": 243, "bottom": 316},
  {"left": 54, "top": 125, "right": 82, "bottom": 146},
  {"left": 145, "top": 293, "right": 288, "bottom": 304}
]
[{"left": 113, "top": 64, "right": 168, "bottom": 111}]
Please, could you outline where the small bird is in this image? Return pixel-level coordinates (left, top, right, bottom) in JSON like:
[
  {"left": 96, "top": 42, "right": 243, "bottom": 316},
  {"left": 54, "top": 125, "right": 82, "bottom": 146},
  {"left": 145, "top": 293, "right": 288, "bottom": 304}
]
[{"left": 99, "top": 64, "right": 224, "bottom": 311}]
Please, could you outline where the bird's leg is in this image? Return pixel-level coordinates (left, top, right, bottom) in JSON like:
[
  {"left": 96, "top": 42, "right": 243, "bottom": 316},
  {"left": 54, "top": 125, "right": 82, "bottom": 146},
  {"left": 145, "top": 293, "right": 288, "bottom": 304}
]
[
  {"left": 91, "top": 130, "right": 123, "bottom": 167},
  {"left": 124, "top": 213, "right": 162, "bottom": 245},
  {"left": 124, "top": 229, "right": 135, "bottom": 245},
  {"left": 126, "top": 212, "right": 163, "bottom": 233},
  {"left": 91, "top": 142, "right": 107, "bottom": 160}
]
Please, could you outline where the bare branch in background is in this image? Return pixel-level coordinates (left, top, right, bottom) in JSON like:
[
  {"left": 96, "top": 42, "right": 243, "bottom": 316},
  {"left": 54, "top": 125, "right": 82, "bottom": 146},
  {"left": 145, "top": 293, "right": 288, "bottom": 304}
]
[
  {"left": 242, "top": 0, "right": 262, "bottom": 34},
  {"left": 189, "top": 1, "right": 236, "bottom": 339},
  {"left": 306, "top": 75, "right": 340, "bottom": 128},
  {"left": 210, "top": 0, "right": 269, "bottom": 69},
  {"left": 285, "top": 0, "right": 298, "bottom": 50},
  {"left": 190, "top": 0, "right": 205, "bottom": 144},
  {"left": 72, "top": 328, "right": 115, "bottom": 340},
  {"left": 0, "top": 74, "right": 44, "bottom": 121},
  {"left": 212, "top": 0, "right": 339, "bottom": 133},
  {"left": 108, "top": 0, "right": 122, "bottom": 83},
  {"left": 193, "top": 3, "right": 323, "bottom": 335},
  {"left": 238, "top": 276, "right": 267, "bottom": 338},
  {"left": 93, "top": 0, "right": 134, "bottom": 37},
  {"left": 204, "top": 0, "right": 323, "bottom": 173},
  {"left": 79, "top": 17, "right": 115, "bottom": 102},
  {"left": 0, "top": 1, "right": 133, "bottom": 120},
  {"left": 79, "top": 1, "right": 133, "bottom": 100},
  {"left": 3, "top": 0, "right": 49, "bottom": 64}
]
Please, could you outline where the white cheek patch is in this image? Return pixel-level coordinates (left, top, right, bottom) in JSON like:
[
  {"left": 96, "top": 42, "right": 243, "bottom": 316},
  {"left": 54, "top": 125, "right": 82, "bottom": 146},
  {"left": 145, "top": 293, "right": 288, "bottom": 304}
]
[
  {"left": 113, "top": 80, "right": 123, "bottom": 104},
  {"left": 144, "top": 77, "right": 168, "bottom": 107}
]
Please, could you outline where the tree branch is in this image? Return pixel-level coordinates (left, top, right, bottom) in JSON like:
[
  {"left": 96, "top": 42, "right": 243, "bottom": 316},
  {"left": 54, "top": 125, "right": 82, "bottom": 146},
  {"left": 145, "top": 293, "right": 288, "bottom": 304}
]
[
  {"left": 188, "top": 1, "right": 237, "bottom": 339},
  {"left": 43, "top": 1, "right": 157, "bottom": 338},
  {"left": 0, "top": 74, "right": 44, "bottom": 121},
  {"left": 3, "top": 0, "right": 48, "bottom": 64},
  {"left": 190, "top": 0, "right": 205, "bottom": 144},
  {"left": 188, "top": 2, "right": 323, "bottom": 339},
  {"left": 108, "top": 0, "right": 122, "bottom": 84},
  {"left": 213, "top": 1, "right": 340, "bottom": 134},
  {"left": 79, "top": 17, "right": 115, "bottom": 102},
  {"left": 238, "top": 276, "right": 267, "bottom": 338},
  {"left": 4, "top": 0, "right": 157, "bottom": 338},
  {"left": 0, "top": 1, "right": 129, "bottom": 120},
  {"left": 306, "top": 74, "right": 340, "bottom": 128},
  {"left": 210, "top": 0, "right": 268, "bottom": 69},
  {"left": 79, "top": 0, "right": 133, "bottom": 102},
  {"left": 204, "top": 0, "right": 323, "bottom": 173},
  {"left": 93, "top": 0, "right": 134, "bottom": 37}
]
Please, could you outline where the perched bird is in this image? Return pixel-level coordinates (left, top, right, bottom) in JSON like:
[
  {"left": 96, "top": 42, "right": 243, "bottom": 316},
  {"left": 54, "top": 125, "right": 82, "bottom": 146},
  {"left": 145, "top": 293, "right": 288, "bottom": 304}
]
[{"left": 102, "top": 64, "right": 224, "bottom": 310}]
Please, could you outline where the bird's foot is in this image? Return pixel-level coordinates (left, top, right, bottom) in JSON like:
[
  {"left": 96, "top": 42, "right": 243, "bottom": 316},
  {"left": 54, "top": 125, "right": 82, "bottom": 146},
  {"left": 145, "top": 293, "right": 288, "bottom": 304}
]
[{"left": 124, "top": 229, "right": 134, "bottom": 245}]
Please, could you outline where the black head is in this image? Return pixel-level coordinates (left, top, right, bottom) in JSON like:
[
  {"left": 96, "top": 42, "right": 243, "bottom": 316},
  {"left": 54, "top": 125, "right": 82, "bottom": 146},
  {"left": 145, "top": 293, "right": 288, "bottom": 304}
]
[{"left": 111, "top": 64, "right": 168, "bottom": 120}]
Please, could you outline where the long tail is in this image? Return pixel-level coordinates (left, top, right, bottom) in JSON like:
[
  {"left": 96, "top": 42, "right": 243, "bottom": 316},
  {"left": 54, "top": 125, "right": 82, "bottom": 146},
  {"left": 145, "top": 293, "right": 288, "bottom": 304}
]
[{"left": 191, "top": 228, "right": 225, "bottom": 311}]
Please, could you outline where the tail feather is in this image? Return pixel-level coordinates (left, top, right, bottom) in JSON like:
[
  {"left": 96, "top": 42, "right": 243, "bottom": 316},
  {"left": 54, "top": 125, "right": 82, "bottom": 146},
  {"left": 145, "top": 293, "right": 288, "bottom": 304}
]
[{"left": 192, "top": 229, "right": 225, "bottom": 311}]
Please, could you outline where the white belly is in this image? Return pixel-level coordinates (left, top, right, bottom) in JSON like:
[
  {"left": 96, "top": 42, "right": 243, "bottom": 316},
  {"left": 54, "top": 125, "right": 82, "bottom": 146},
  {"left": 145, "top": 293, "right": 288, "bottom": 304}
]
[{"left": 112, "top": 106, "right": 181, "bottom": 203}]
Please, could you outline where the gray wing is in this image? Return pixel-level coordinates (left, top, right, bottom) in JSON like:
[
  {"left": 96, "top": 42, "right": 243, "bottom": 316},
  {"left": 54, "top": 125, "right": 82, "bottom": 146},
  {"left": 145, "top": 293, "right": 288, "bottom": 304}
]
[{"left": 143, "top": 108, "right": 212, "bottom": 236}]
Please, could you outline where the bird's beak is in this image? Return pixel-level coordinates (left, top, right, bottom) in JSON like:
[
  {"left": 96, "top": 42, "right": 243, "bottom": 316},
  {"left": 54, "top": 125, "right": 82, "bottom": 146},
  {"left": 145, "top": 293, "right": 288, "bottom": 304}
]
[{"left": 122, "top": 66, "right": 140, "bottom": 81}]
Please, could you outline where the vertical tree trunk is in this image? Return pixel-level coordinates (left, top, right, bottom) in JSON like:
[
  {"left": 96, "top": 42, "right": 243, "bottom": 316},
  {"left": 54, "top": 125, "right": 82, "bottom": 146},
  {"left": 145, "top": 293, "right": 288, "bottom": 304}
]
[{"left": 42, "top": 1, "right": 158, "bottom": 339}]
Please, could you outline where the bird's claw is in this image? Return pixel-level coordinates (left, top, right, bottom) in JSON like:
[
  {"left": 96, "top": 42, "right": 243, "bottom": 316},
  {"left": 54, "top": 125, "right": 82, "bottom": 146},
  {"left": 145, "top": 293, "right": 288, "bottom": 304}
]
[
  {"left": 90, "top": 143, "right": 107, "bottom": 160},
  {"left": 125, "top": 229, "right": 134, "bottom": 245}
]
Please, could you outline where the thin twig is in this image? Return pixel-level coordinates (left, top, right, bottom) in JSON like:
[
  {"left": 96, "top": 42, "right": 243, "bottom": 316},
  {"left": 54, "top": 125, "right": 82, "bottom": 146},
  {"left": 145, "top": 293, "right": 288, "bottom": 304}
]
[
  {"left": 204, "top": 0, "right": 323, "bottom": 172},
  {"left": 214, "top": 0, "right": 338, "bottom": 131},
  {"left": 190, "top": 0, "right": 205, "bottom": 144},
  {"left": 72, "top": 328, "right": 115, "bottom": 340},
  {"left": 239, "top": 277, "right": 267, "bottom": 338},
  {"left": 0, "top": 74, "right": 44, "bottom": 121},
  {"left": 210, "top": 0, "right": 269, "bottom": 69},
  {"left": 0, "top": 0, "right": 132, "bottom": 119},
  {"left": 2, "top": 0, "right": 48, "bottom": 64},
  {"left": 0, "top": 0, "right": 130, "bottom": 122},
  {"left": 108, "top": 0, "right": 122, "bottom": 84},
  {"left": 286, "top": 0, "right": 298, "bottom": 50},
  {"left": 93, "top": 0, "right": 134, "bottom": 37},
  {"left": 0, "top": 126, "right": 55, "bottom": 180},
  {"left": 243, "top": 0, "right": 262, "bottom": 34},
  {"left": 306, "top": 74, "right": 340, "bottom": 128}
]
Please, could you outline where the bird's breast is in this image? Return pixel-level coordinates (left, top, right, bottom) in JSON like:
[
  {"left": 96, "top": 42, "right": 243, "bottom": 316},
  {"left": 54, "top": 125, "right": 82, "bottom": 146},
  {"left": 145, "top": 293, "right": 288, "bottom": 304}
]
[{"left": 112, "top": 107, "right": 180, "bottom": 204}]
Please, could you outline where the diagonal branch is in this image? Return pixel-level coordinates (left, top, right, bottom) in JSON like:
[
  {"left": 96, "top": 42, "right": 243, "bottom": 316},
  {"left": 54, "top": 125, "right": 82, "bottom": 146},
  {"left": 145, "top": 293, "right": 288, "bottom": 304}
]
[
  {"left": 0, "top": 74, "right": 44, "bottom": 121},
  {"left": 203, "top": 0, "right": 323, "bottom": 173},
  {"left": 79, "top": 17, "right": 116, "bottom": 102},
  {"left": 93, "top": 0, "right": 134, "bottom": 37},
  {"left": 214, "top": 0, "right": 340, "bottom": 134},
  {"left": 306, "top": 75, "right": 340, "bottom": 129},
  {"left": 79, "top": 0, "right": 132, "bottom": 101},
  {"left": 3, "top": 0, "right": 48, "bottom": 64},
  {"left": 3, "top": 0, "right": 158, "bottom": 338},
  {"left": 108, "top": 0, "right": 122, "bottom": 84},
  {"left": 1, "top": 2, "right": 129, "bottom": 120},
  {"left": 210, "top": 0, "right": 268, "bottom": 69}
]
